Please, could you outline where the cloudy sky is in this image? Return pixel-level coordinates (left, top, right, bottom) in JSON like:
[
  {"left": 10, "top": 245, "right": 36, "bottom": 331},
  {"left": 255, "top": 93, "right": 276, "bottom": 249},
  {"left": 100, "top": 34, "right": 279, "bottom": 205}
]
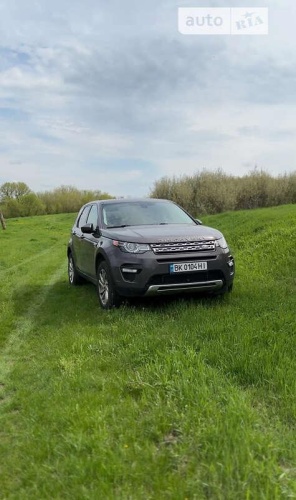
[{"left": 0, "top": 0, "right": 295, "bottom": 197}]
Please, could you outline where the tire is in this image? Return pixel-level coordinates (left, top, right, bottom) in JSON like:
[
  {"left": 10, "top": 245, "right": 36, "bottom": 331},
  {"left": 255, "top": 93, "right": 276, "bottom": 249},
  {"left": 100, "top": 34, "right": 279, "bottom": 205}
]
[
  {"left": 68, "top": 253, "right": 83, "bottom": 286},
  {"left": 212, "top": 283, "right": 233, "bottom": 298},
  {"left": 96, "top": 261, "right": 121, "bottom": 309}
]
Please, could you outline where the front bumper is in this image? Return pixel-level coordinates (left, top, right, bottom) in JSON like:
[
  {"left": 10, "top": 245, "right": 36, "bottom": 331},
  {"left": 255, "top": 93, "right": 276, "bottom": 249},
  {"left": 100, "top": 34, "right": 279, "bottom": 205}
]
[
  {"left": 145, "top": 279, "right": 224, "bottom": 296},
  {"left": 108, "top": 247, "right": 235, "bottom": 297}
]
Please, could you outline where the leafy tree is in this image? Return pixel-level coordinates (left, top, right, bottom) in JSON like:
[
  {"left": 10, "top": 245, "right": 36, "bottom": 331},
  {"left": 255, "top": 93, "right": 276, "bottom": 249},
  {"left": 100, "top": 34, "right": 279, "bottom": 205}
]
[
  {"left": 0, "top": 182, "right": 31, "bottom": 201},
  {"left": 1, "top": 198, "right": 23, "bottom": 217},
  {"left": 0, "top": 182, "right": 114, "bottom": 218},
  {"left": 19, "top": 193, "right": 46, "bottom": 216}
]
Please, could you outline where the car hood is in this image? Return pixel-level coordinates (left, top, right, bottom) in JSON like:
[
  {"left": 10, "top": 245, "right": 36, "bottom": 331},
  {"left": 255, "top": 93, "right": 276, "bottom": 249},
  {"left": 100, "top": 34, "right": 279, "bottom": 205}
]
[{"left": 102, "top": 224, "right": 223, "bottom": 243}]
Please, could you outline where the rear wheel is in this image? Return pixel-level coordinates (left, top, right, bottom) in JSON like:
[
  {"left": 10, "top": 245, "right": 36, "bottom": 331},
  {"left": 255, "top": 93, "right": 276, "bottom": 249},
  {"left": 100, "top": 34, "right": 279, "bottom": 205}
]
[
  {"left": 68, "top": 253, "right": 83, "bottom": 285},
  {"left": 97, "top": 261, "right": 121, "bottom": 309}
]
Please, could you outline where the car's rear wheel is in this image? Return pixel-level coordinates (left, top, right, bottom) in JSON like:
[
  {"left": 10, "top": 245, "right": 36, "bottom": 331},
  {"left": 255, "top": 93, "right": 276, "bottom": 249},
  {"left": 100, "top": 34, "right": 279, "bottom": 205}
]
[
  {"left": 97, "top": 261, "right": 121, "bottom": 309},
  {"left": 68, "top": 253, "right": 83, "bottom": 285}
]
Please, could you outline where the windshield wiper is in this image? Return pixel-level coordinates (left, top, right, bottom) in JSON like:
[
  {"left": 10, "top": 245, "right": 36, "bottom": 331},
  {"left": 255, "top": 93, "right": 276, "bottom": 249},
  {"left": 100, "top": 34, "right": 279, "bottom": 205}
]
[{"left": 106, "top": 224, "right": 130, "bottom": 229}]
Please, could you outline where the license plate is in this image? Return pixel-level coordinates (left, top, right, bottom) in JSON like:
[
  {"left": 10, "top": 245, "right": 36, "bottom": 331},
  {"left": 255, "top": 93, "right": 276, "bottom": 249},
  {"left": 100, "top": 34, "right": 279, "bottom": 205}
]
[{"left": 169, "top": 262, "right": 207, "bottom": 273}]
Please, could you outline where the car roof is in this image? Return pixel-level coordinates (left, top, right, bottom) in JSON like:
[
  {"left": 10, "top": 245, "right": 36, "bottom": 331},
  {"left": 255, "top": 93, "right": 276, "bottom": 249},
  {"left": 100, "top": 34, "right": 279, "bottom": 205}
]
[{"left": 86, "top": 198, "right": 172, "bottom": 206}]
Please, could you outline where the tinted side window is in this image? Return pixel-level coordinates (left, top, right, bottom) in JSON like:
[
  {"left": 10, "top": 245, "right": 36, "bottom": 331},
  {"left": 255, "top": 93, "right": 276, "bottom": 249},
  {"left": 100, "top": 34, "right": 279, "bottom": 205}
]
[
  {"left": 77, "top": 206, "right": 90, "bottom": 228},
  {"left": 87, "top": 204, "right": 98, "bottom": 228}
]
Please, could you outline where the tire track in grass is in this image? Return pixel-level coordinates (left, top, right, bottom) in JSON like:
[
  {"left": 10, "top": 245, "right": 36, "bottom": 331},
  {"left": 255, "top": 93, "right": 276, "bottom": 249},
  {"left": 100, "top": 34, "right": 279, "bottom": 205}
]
[
  {"left": 0, "top": 243, "right": 61, "bottom": 277},
  {"left": 0, "top": 262, "right": 65, "bottom": 402}
]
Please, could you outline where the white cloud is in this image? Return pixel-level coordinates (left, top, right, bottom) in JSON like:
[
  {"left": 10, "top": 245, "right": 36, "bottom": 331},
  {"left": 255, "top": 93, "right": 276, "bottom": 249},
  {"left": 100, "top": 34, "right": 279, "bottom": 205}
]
[{"left": 0, "top": 0, "right": 296, "bottom": 197}]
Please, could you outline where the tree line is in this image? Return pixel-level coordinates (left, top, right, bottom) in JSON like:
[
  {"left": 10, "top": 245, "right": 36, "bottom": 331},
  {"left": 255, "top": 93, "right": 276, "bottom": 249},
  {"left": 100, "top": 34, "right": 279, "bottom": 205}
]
[
  {"left": 150, "top": 169, "right": 296, "bottom": 215},
  {"left": 0, "top": 182, "right": 113, "bottom": 218},
  {"left": 1, "top": 169, "right": 296, "bottom": 219}
]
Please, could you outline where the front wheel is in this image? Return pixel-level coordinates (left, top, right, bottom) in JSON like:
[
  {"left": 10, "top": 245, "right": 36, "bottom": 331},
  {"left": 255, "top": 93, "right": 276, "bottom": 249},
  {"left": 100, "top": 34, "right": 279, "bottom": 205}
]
[
  {"left": 96, "top": 261, "right": 121, "bottom": 309},
  {"left": 211, "top": 283, "right": 233, "bottom": 298}
]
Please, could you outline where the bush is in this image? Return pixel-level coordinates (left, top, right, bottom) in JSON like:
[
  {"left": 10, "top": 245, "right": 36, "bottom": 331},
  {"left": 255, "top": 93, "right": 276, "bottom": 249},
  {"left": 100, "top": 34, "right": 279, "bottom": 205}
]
[
  {"left": 0, "top": 183, "right": 114, "bottom": 218},
  {"left": 150, "top": 169, "right": 296, "bottom": 215}
]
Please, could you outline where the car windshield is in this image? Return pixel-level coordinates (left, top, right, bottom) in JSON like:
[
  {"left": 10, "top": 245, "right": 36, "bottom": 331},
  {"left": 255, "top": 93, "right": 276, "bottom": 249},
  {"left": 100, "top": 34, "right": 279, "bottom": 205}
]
[{"left": 102, "top": 201, "right": 194, "bottom": 227}]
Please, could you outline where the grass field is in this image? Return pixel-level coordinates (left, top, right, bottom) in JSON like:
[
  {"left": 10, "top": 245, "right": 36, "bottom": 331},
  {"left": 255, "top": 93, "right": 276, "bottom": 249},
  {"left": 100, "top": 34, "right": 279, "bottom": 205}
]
[{"left": 0, "top": 206, "right": 295, "bottom": 499}]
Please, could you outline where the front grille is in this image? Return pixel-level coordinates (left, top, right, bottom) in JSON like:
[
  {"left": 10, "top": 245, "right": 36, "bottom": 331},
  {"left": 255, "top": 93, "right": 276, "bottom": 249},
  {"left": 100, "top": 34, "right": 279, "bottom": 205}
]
[
  {"left": 151, "top": 240, "right": 216, "bottom": 254},
  {"left": 148, "top": 270, "right": 224, "bottom": 286}
]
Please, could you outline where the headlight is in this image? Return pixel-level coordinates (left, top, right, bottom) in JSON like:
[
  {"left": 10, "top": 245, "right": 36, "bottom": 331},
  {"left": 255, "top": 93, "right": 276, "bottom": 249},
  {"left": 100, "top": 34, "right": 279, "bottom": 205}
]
[
  {"left": 113, "top": 240, "right": 150, "bottom": 254},
  {"left": 216, "top": 236, "right": 229, "bottom": 249}
]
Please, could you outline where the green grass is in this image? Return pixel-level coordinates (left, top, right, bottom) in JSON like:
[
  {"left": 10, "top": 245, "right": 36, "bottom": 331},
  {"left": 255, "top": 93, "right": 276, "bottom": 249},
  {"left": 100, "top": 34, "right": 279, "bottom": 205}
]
[{"left": 0, "top": 206, "right": 295, "bottom": 499}]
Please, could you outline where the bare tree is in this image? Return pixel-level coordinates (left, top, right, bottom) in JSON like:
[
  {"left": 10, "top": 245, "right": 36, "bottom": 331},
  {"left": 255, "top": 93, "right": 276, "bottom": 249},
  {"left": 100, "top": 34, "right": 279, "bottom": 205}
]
[{"left": 0, "top": 211, "right": 6, "bottom": 230}]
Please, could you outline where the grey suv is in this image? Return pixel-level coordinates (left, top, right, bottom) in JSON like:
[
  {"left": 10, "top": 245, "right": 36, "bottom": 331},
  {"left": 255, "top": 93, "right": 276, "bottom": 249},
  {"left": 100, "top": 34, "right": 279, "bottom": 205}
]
[{"left": 67, "top": 198, "right": 235, "bottom": 309}]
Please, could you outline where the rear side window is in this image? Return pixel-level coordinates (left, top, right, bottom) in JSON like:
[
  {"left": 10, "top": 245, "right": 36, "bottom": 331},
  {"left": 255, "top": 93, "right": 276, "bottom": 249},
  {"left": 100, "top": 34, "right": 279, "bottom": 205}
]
[
  {"left": 77, "top": 206, "right": 90, "bottom": 228},
  {"left": 87, "top": 204, "right": 98, "bottom": 228}
]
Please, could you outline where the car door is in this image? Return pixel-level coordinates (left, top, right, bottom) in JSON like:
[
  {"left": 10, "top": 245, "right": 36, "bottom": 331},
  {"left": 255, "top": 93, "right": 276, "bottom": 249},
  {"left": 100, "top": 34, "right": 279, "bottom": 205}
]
[
  {"left": 72, "top": 205, "right": 91, "bottom": 272},
  {"left": 80, "top": 203, "right": 99, "bottom": 279}
]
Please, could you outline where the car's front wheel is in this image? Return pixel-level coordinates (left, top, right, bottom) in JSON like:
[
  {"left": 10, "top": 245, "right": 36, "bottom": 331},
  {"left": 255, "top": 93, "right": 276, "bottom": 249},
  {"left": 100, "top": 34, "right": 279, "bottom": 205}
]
[{"left": 97, "top": 261, "right": 121, "bottom": 309}]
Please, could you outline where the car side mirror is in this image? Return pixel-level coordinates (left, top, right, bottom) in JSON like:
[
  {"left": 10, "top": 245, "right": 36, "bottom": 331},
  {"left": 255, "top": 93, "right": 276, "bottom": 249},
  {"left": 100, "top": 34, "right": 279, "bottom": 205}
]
[
  {"left": 195, "top": 219, "right": 203, "bottom": 225},
  {"left": 81, "top": 223, "right": 94, "bottom": 234}
]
